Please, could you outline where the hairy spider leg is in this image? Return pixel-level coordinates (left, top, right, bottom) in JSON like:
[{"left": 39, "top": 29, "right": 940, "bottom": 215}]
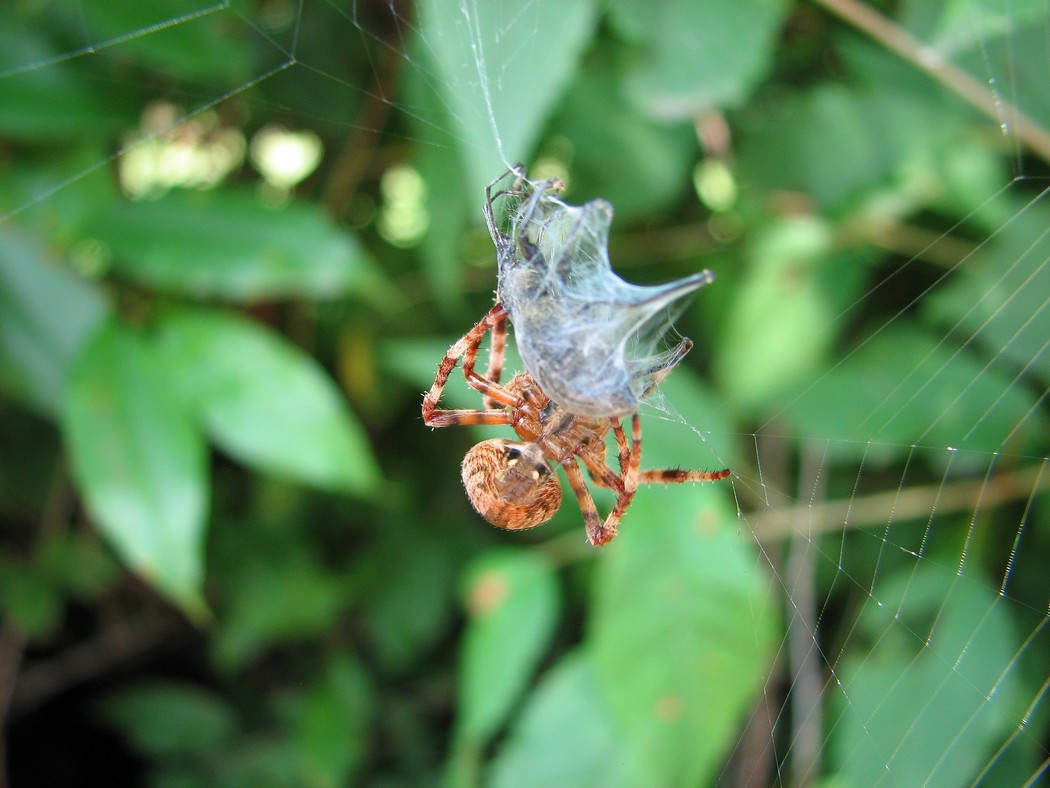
[
  {"left": 602, "top": 415, "right": 643, "bottom": 536},
  {"left": 638, "top": 468, "right": 732, "bottom": 484},
  {"left": 481, "top": 311, "right": 507, "bottom": 410},
  {"left": 566, "top": 415, "right": 641, "bottom": 546},
  {"left": 422, "top": 304, "right": 516, "bottom": 428},
  {"left": 575, "top": 414, "right": 729, "bottom": 544},
  {"left": 562, "top": 460, "right": 607, "bottom": 546}
]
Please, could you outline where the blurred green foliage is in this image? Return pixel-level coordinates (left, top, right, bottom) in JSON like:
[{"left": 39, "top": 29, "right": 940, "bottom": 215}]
[{"left": 1, "top": 0, "right": 1048, "bottom": 786}]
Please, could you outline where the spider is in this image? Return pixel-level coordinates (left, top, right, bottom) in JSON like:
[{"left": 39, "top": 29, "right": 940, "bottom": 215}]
[
  {"left": 421, "top": 171, "right": 729, "bottom": 545},
  {"left": 421, "top": 303, "right": 730, "bottom": 545}
]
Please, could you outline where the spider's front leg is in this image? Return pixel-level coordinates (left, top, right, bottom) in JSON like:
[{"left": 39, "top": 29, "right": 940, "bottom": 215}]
[
  {"left": 481, "top": 311, "right": 507, "bottom": 409},
  {"left": 422, "top": 304, "right": 517, "bottom": 428}
]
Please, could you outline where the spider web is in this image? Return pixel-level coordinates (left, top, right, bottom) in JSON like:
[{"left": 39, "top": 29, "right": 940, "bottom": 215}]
[{"left": 2, "top": 0, "right": 1048, "bottom": 785}]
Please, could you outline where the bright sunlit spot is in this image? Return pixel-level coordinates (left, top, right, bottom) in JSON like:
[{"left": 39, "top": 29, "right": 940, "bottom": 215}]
[
  {"left": 249, "top": 125, "right": 323, "bottom": 191},
  {"left": 693, "top": 158, "right": 738, "bottom": 212},
  {"left": 119, "top": 102, "right": 246, "bottom": 199},
  {"left": 377, "top": 163, "right": 428, "bottom": 248}
]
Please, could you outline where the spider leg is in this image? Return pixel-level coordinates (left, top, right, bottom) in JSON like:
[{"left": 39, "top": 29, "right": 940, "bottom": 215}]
[
  {"left": 570, "top": 415, "right": 643, "bottom": 546},
  {"left": 630, "top": 408, "right": 730, "bottom": 485},
  {"left": 598, "top": 415, "right": 642, "bottom": 542},
  {"left": 422, "top": 303, "right": 517, "bottom": 428},
  {"left": 482, "top": 310, "right": 507, "bottom": 409},
  {"left": 577, "top": 423, "right": 627, "bottom": 495},
  {"left": 562, "top": 459, "right": 612, "bottom": 546},
  {"left": 612, "top": 419, "right": 632, "bottom": 479},
  {"left": 638, "top": 468, "right": 731, "bottom": 484}
]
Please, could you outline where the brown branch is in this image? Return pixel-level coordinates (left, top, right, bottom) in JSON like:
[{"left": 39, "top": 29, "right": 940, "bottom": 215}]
[
  {"left": 0, "top": 621, "right": 25, "bottom": 788},
  {"left": 786, "top": 447, "right": 825, "bottom": 787},
  {"left": 813, "top": 0, "right": 1050, "bottom": 165},
  {"left": 840, "top": 214, "right": 978, "bottom": 269},
  {"left": 10, "top": 613, "right": 182, "bottom": 718},
  {"left": 321, "top": 27, "right": 405, "bottom": 220},
  {"left": 748, "top": 462, "right": 1048, "bottom": 542}
]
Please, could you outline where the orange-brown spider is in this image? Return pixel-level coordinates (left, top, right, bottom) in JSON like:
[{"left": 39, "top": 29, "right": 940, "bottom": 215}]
[{"left": 422, "top": 303, "right": 730, "bottom": 545}]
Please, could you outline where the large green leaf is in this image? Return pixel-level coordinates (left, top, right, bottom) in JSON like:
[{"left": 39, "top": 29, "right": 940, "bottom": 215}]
[
  {"left": 359, "top": 528, "right": 459, "bottom": 672},
  {"left": 155, "top": 306, "right": 380, "bottom": 496},
  {"left": 416, "top": 0, "right": 598, "bottom": 196},
  {"left": 90, "top": 189, "right": 390, "bottom": 303},
  {"left": 0, "top": 231, "right": 107, "bottom": 416},
  {"left": 64, "top": 319, "right": 209, "bottom": 614},
  {"left": 607, "top": 0, "right": 789, "bottom": 119},
  {"left": 405, "top": 51, "right": 473, "bottom": 316},
  {"left": 489, "top": 653, "right": 638, "bottom": 788},
  {"left": 587, "top": 489, "right": 777, "bottom": 787},
  {"left": 451, "top": 549, "right": 561, "bottom": 781}
]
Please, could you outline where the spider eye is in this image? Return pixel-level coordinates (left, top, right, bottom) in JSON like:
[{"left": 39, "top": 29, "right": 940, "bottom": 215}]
[{"left": 505, "top": 446, "right": 523, "bottom": 462}]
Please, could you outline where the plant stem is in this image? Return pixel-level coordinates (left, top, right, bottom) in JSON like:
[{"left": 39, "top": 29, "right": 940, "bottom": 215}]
[{"left": 813, "top": 0, "right": 1050, "bottom": 165}]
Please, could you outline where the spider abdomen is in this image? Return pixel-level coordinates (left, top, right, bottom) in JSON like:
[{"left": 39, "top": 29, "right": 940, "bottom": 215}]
[{"left": 461, "top": 439, "right": 561, "bottom": 530}]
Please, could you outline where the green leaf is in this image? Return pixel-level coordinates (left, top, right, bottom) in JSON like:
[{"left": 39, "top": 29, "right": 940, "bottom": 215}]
[
  {"left": 452, "top": 549, "right": 561, "bottom": 773},
  {"left": 608, "top": 0, "right": 789, "bottom": 119},
  {"left": 417, "top": 0, "right": 598, "bottom": 196},
  {"left": 63, "top": 320, "right": 209, "bottom": 613},
  {"left": 156, "top": 306, "right": 380, "bottom": 496},
  {"left": 715, "top": 217, "right": 859, "bottom": 417},
  {"left": 77, "top": 0, "right": 253, "bottom": 83},
  {"left": 293, "top": 656, "right": 372, "bottom": 787},
  {"left": 90, "top": 189, "right": 390, "bottom": 303},
  {"left": 0, "top": 17, "right": 131, "bottom": 139},
  {"left": 919, "top": 0, "right": 1050, "bottom": 52},
  {"left": 490, "top": 653, "right": 638, "bottom": 788},
  {"left": 831, "top": 563, "right": 1026, "bottom": 786},
  {"left": 359, "top": 530, "right": 458, "bottom": 671},
  {"left": 738, "top": 83, "right": 899, "bottom": 209},
  {"left": 0, "top": 231, "right": 108, "bottom": 416},
  {"left": 587, "top": 489, "right": 778, "bottom": 787},
  {"left": 404, "top": 45, "right": 473, "bottom": 316},
  {"left": 553, "top": 50, "right": 698, "bottom": 221},
  {"left": 100, "top": 681, "right": 238, "bottom": 758}
]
